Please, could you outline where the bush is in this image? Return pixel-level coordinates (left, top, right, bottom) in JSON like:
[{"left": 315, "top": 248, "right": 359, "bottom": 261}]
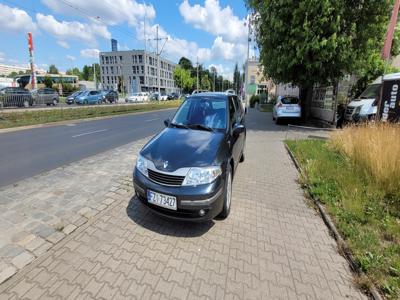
[
  {"left": 249, "top": 95, "right": 260, "bottom": 108},
  {"left": 259, "top": 93, "right": 268, "bottom": 104}
]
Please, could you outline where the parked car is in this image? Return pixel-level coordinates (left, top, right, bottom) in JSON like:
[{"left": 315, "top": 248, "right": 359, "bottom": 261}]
[
  {"left": 126, "top": 92, "right": 149, "bottom": 103},
  {"left": 133, "top": 92, "right": 246, "bottom": 221},
  {"left": 102, "top": 90, "right": 118, "bottom": 103},
  {"left": 345, "top": 76, "right": 382, "bottom": 122},
  {"left": 75, "top": 90, "right": 103, "bottom": 105},
  {"left": 192, "top": 89, "right": 209, "bottom": 95},
  {"left": 66, "top": 90, "right": 83, "bottom": 105},
  {"left": 31, "top": 88, "right": 59, "bottom": 106},
  {"left": 0, "top": 87, "right": 33, "bottom": 107},
  {"left": 167, "top": 92, "right": 179, "bottom": 100},
  {"left": 272, "top": 95, "right": 301, "bottom": 124}
]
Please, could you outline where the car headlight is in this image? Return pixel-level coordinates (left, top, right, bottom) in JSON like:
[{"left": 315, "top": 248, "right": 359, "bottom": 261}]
[
  {"left": 182, "top": 166, "right": 222, "bottom": 186},
  {"left": 136, "top": 154, "right": 149, "bottom": 177}
]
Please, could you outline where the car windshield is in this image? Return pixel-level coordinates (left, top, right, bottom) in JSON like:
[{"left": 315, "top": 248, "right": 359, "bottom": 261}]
[
  {"left": 358, "top": 84, "right": 381, "bottom": 100},
  {"left": 281, "top": 97, "right": 299, "bottom": 104},
  {"left": 172, "top": 97, "right": 227, "bottom": 130}
]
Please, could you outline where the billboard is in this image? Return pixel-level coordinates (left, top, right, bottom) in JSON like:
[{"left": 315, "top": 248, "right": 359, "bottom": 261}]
[
  {"left": 111, "top": 39, "right": 118, "bottom": 52},
  {"left": 380, "top": 78, "right": 400, "bottom": 122}
]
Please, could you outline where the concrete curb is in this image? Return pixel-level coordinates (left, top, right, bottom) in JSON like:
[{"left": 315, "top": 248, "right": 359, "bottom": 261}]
[
  {"left": 284, "top": 143, "right": 384, "bottom": 300},
  {"left": 0, "top": 107, "right": 176, "bottom": 134}
]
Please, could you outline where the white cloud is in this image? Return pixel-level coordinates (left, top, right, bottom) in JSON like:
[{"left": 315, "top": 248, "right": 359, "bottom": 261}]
[
  {"left": 57, "top": 40, "right": 70, "bottom": 49},
  {"left": 0, "top": 52, "right": 5, "bottom": 63},
  {"left": 210, "top": 37, "right": 246, "bottom": 61},
  {"left": 179, "top": 0, "right": 246, "bottom": 43},
  {"left": 66, "top": 55, "right": 76, "bottom": 61},
  {"left": 41, "top": 0, "right": 155, "bottom": 26},
  {"left": 36, "top": 13, "right": 111, "bottom": 45},
  {"left": 208, "top": 63, "right": 233, "bottom": 80},
  {"left": 80, "top": 48, "right": 100, "bottom": 58},
  {"left": 0, "top": 3, "right": 37, "bottom": 33}
]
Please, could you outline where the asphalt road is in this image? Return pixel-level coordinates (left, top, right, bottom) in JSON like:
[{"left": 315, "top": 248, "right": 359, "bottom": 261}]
[{"left": 0, "top": 108, "right": 176, "bottom": 188}]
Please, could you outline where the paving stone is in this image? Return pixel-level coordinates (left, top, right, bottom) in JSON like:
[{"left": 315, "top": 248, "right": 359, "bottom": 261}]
[
  {"left": 32, "top": 224, "right": 56, "bottom": 239},
  {"left": 0, "top": 244, "right": 25, "bottom": 258},
  {"left": 0, "top": 264, "right": 17, "bottom": 284},
  {"left": 11, "top": 252, "right": 35, "bottom": 269},
  {"left": 24, "top": 237, "right": 47, "bottom": 252},
  {"left": 62, "top": 224, "right": 77, "bottom": 235},
  {"left": 46, "top": 232, "right": 66, "bottom": 244}
]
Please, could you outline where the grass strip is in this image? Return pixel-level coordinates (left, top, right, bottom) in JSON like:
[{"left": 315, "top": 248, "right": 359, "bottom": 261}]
[
  {"left": 286, "top": 139, "right": 399, "bottom": 299},
  {"left": 0, "top": 100, "right": 181, "bottom": 129}
]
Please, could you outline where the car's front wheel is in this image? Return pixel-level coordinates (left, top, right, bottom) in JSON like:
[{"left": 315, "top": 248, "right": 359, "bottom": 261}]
[{"left": 218, "top": 165, "right": 232, "bottom": 219}]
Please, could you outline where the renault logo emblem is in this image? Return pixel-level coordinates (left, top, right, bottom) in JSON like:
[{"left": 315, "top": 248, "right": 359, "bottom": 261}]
[{"left": 163, "top": 161, "right": 169, "bottom": 169}]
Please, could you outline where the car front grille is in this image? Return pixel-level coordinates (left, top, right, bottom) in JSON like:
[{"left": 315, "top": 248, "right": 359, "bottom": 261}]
[{"left": 148, "top": 169, "right": 185, "bottom": 186}]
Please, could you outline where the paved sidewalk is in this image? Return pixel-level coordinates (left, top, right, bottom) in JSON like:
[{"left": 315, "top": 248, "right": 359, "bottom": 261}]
[{"left": 0, "top": 109, "right": 365, "bottom": 299}]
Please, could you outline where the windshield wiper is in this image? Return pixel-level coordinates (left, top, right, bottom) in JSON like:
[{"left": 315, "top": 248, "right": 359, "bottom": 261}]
[
  {"left": 169, "top": 122, "right": 189, "bottom": 129},
  {"left": 186, "top": 124, "right": 214, "bottom": 132}
]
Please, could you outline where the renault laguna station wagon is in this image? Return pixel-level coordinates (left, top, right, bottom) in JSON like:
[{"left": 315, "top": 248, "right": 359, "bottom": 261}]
[{"left": 133, "top": 92, "right": 246, "bottom": 221}]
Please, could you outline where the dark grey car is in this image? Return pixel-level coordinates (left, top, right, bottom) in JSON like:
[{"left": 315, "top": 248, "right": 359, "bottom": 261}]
[{"left": 32, "top": 88, "right": 59, "bottom": 106}]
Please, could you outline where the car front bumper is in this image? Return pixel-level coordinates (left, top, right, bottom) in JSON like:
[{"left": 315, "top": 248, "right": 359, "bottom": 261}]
[{"left": 133, "top": 168, "right": 225, "bottom": 221}]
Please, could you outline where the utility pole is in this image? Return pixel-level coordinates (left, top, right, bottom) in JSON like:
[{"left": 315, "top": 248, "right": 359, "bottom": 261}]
[
  {"left": 93, "top": 63, "right": 97, "bottom": 89},
  {"left": 196, "top": 56, "right": 199, "bottom": 91},
  {"left": 149, "top": 25, "right": 167, "bottom": 101},
  {"left": 213, "top": 71, "right": 216, "bottom": 92}
]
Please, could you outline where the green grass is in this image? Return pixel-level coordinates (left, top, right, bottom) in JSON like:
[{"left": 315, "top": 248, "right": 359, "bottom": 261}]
[
  {"left": 259, "top": 103, "right": 273, "bottom": 112},
  {"left": 286, "top": 140, "right": 400, "bottom": 299},
  {"left": 0, "top": 100, "right": 182, "bottom": 129}
]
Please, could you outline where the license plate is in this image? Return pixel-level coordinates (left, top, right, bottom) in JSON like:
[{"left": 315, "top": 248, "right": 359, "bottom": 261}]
[
  {"left": 147, "top": 190, "right": 177, "bottom": 210},
  {"left": 285, "top": 106, "right": 294, "bottom": 111}
]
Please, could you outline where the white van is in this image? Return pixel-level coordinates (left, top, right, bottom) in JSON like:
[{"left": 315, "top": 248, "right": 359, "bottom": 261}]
[{"left": 345, "top": 76, "right": 382, "bottom": 122}]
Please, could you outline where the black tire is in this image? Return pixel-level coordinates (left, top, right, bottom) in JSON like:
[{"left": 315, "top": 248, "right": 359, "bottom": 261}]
[
  {"left": 240, "top": 152, "right": 245, "bottom": 163},
  {"left": 218, "top": 165, "right": 232, "bottom": 219},
  {"left": 275, "top": 117, "right": 280, "bottom": 125},
  {"left": 52, "top": 99, "right": 58, "bottom": 106}
]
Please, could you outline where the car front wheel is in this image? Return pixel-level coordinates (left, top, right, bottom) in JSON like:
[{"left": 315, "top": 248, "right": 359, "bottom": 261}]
[{"left": 218, "top": 165, "right": 232, "bottom": 219}]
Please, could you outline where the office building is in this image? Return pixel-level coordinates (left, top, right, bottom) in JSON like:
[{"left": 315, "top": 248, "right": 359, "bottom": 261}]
[{"left": 99, "top": 50, "right": 178, "bottom": 94}]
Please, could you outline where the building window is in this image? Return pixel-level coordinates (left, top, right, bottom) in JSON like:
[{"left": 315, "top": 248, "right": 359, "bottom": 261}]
[
  {"left": 138, "top": 55, "right": 143, "bottom": 63},
  {"left": 119, "top": 56, "right": 123, "bottom": 63},
  {"left": 105, "top": 56, "right": 109, "bottom": 64},
  {"left": 141, "top": 66, "right": 144, "bottom": 74},
  {"left": 140, "top": 76, "right": 144, "bottom": 85}
]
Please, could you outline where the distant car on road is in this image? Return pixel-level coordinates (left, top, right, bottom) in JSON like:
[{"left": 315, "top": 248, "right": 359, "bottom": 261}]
[
  {"left": 66, "top": 90, "right": 83, "bottom": 105},
  {"left": 133, "top": 92, "right": 246, "bottom": 221},
  {"left": 102, "top": 90, "right": 118, "bottom": 103},
  {"left": 126, "top": 92, "right": 149, "bottom": 103},
  {"left": 225, "top": 89, "right": 235, "bottom": 95},
  {"left": 31, "top": 88, "right": 59, "bottom": 106},
  {"left": 272, "top": 95, "right": 301, "bottom": 124},
  {"left": 0, "top": 87, "right": 33, "bottom": 107},
  {"left": 167, "top": 92, "right": 180, "bottom": 100},
  {"left": 75, "top": 90, "right": 103, "bottom": 105}
]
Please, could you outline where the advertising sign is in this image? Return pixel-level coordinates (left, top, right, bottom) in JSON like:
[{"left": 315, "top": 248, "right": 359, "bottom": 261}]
[{"left": 380, "top": 79, "right": 400, "bottom": 122}]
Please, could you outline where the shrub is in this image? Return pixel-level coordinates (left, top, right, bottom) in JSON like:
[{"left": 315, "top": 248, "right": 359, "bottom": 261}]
[
  {"left": 249, "top": 95, "right": 260, "bottom": 108},
  {"left": 330, "top": 123, "right": 400, "bottom": 202}
]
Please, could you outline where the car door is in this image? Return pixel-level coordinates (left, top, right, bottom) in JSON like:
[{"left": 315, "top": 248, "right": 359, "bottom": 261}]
[
  {"left": 228, "top": 96, "right": 241, "bottom": 167},
  {"left": 232, "top": 96, "right": 245, "bottom": 154},
  {"left": 88, "top": 91, "right": 97, "bottom": 103}
]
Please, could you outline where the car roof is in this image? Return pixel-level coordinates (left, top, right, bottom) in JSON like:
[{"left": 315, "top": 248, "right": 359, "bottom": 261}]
[{"left": 189, "top": 92, "right": 230, "bottom": 99}]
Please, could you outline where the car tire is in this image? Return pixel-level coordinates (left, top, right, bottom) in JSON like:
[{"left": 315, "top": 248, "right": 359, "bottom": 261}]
[
  {"left": 23, "top": 100, "right": 29, "bottom": 108},
  {"left": 46, "top": 103, "right": 51, "bottom": 106},
  {"left": 218, "top": 165, "right": 232, "bottom": 219},
  {"left": 52, "top": 99, "right": 57, "bottom": 106},
  {"left": 275, "top": 117, "right": 280, "bottom": 125}
]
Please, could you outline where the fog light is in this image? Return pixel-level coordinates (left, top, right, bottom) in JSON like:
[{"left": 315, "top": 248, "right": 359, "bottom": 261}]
[{"left": 199, "top": 209, "right": 206, "bottom": 216}]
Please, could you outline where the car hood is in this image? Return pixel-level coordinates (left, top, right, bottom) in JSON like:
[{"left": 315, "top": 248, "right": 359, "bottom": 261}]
[{"left": 141, "top": 127, "right": 225, "bottom": 172}]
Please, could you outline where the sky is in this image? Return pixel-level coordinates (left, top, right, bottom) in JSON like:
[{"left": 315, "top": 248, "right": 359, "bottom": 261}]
[{"left": 0, "top": 0, "right": 249, "bottom": 79}]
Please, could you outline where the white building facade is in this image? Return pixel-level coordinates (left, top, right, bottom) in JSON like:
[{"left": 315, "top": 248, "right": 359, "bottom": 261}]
[{"left": 99, "top": 50, "right": 178, "bottom": 94}]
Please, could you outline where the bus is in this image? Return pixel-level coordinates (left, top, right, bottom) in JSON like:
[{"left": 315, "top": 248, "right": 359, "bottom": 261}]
[{"left": 14, "top": 74, "right": 79, "bottom": 93}]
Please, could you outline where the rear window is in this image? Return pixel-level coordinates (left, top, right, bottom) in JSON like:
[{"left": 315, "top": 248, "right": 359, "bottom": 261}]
[{"left": 281, "top": 97, "right": 299, "bottom": 104}]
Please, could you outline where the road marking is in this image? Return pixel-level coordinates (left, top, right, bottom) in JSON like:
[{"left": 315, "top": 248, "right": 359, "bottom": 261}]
[
  {"left": 72, "top": 129, "right": 108, "bottom": 138},
  {"left": 145, "top": 118, "right": 160, "bottom": 122},
  {"left": 65, "top": 124, "right": 76, "bottom": 127}
]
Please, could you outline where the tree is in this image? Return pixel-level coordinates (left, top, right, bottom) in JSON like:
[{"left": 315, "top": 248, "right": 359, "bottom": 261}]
[
  {"left": 209, "top": 66, "right": 217, "bottom": 91},
  {"left": 66, "top": 67, "right": 82, "bottom": 79},
  {"left": 178, "top": 57, "right": 193, "bottom": 71},
  {"left": 233, "top": 63, "right": 241, "bottom": 94},
  {"left": 44, "top": 75, "right": 53, "bottom": 88},
  {"left": 48, "top": 64, "right": 59, "bottom": 74},
  {"left": 8, "top": 71, "right": 18, "bottom": 78},
  {"left": 247, "top": 1, "right": 391, "bottom": 93},
  {"left": 201, "top": 74, "right": 211, "bottom": 90},
  {"left": 82, "top": 65, "right": 91, "bottom": 81},
  {"left": 173, "top": 66, "right": 195, "bottom": 93}
]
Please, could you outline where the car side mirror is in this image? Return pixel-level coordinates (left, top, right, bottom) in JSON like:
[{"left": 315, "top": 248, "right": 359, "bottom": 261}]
[
  {"left": 164, "top": 119, "right": 171, "bottom": 127},
  {"left": 233, "top": 123, "right": 245, "bottom": 135}
]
